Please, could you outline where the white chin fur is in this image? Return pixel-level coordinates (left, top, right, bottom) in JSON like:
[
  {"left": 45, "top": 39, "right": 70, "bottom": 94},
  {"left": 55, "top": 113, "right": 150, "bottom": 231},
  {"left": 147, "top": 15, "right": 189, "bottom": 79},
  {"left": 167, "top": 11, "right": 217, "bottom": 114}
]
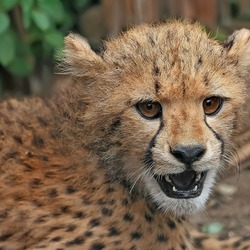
[{"left": 145, "top": 170, "right": 217, "bottom": 216}]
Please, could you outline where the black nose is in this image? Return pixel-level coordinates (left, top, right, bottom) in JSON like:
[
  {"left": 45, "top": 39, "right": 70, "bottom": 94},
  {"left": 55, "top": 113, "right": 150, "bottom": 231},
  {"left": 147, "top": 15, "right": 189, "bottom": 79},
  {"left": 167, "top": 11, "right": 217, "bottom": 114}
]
[{"left": 171, "top": 145, "right": 206, "bottom": 164}]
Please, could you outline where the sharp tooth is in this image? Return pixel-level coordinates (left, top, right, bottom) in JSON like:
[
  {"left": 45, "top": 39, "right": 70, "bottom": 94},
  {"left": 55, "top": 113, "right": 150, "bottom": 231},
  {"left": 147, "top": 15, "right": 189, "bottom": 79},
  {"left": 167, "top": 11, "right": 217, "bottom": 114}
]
[
  {"left": 173, "top": 186, "right": 177, "bottom": 192},
  {"left": 165, "top": 175, "right": 171, "bottom": 182},
  {"left": 193, "top": 185, "right": 198, "bottom": 191},
  {"left": 196, "top": 174, "right": 201, "bottom": 181}
]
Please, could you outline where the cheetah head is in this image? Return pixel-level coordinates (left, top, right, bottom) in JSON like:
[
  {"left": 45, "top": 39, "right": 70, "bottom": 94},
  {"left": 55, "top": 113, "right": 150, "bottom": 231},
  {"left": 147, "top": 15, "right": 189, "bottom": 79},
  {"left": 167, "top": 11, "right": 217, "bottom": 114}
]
[{"left": 58, "top": 21, "right": 250, "bottom": 215}]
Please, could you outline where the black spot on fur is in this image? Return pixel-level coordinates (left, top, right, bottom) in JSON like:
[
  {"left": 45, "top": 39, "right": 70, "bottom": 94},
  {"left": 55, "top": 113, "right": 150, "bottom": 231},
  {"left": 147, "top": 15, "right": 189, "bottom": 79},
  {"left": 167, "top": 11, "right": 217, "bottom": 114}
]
[
  {"left": 198, "top": 56, "right": 203, "bottom": 65},
  {"left": 66, "top": 186, "right": 76, "bottom": 194},
  {"left": 148, "top": 36, "right": 156, "bottom": 46},
  {"left": 84, "top": 231, "right": 93, "bottom": 237},
  {"left": 193, "top": 236, "right": 209, "bottom": 248},
  {"left": 13, "top": 135, "right": 22, "bottom": 144},
  {"left": 153, "top": 63, "right": 160, "bottom": 76},
  {"left": 113, "top": 240, "right": 122, "bottom": 246},
  {"left": 145, "top": 213, "right": 153, "bottom": 223},
  {"left": 31, "top": 178, "right": 43, "bottom": 187},
  {"left": 242, "top": 235, "right": 250, "bottom": 241},
  {"left": 131, "top": 231, "right": 142, "bottom": 240},
  {"left": 34, "top": 215, "right": 48, "bottom": 224},
  {"left": 51, "top": 236, "right": 62, "bottom": 242},
  {"left": 4, "top": 151, "right": 19, "bottom": 160},
  {"left": 106, "top": 187, "right": 115, "bottom": 193},
  {"left": 48, "top": 188, "right": 58, "bottom": 198},
  {"left": 123, "top": 213, "right": 134, "bottom": 222},
  {"left": 101, "top": 207, "right": 113, "bottom": 217},
  {"left": 157, "top": 234, "right": 168, "bottom": 242},
  {"left": 0, "top": 233, "right": 12, "bottom": 241},
  {"left": 32, "top": 135, "right": 45, "bottom": 148},
  {"left": 89, "top": 218, "right": 101, "bottom": 227},
  {"left": 37, "top": 116, "right": 48, "bottom": 127},
  {"left": 73, "top": 211, "right": 86, "bottom": 219},
  {"left": 108, "top": 227, "right": 121, "bottom": 236},
  {"left": 232, "top": 240, "right": 241, "bottom": 248},
  {"left": 66, "top": 224, "right": 77, "bottom": 232},
  {"left": 130, "top": 246, "right": 137, "bottom": 250},
  {"left": 22, "top": 163, "right": 33, "bottom": 172},
  {"left": 82, "top": 197, "right": 92, "bottom": 205},
  {"left": 155, "top": 81, "right": 160, "bottom": 94},
  {"left": 108, "top": 199, "right": 115, "bottom": 205},
  {"left": 90, "top": 242, "right": 105, "bottom": 250},
  {"left": 65, "top": 236, "right": 85, "bottom": 246},
  {"left": 167, "top": 219, "right": 176, "bottom": 229},
  {"left": 26, "top": 151, "right": 33, "bottom": 158},
  {"left": 110, "top": 117, "right": 121, "bottom": 132},
  {"left": 62, "top": 111, "right": 70, "bottom": 119},
  {"left": 97, "top": 199, "right": 107, "bottom": 205},
  {"left": 60, "top": 206, "right": 70, "bottom": 214},
  {"left": 204, "top": 73, "right": 209, "bottom": 86},
  {"left": 122, "top": 198, "right": 129, "bottom": 206},
  {"left": 181, "top": 82, "right": 186, "bottom": 96},
  {"left": 39, "top": 155, "right": 49, "bottom": 161}
]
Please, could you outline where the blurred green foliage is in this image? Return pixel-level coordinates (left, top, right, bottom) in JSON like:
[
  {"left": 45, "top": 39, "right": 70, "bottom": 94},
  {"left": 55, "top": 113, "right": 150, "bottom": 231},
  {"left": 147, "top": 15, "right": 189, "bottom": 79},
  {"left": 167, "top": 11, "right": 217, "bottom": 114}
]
[{"left": 0, "top": 0, "right": 92, "bottom": 78}]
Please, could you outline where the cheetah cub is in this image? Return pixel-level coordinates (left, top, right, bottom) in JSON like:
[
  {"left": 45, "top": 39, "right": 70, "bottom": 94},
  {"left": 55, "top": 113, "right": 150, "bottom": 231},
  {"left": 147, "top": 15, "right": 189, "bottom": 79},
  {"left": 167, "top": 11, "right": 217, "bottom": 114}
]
[{"left": 0, "top": 20, "right": 250, "bottom": 250}]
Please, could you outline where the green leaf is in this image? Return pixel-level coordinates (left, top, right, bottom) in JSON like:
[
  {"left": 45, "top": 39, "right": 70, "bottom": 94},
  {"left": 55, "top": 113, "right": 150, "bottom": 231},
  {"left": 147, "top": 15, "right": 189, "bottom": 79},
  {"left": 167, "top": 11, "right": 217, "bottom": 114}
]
[
  {"left": 37, "top": 0, "right": 64, "bottom": 23},
  {"left": 20, "top": 0, "right": 34, "bottom": 12},
  {"left": 202, "top": 222, "right": 224, "bottom": 235},
  {"left": 1, "top": 0, "right": 18, "bottom": 11},
  {"left": 31, "top": 9, "right": 50, "bottom": 31},
  {"left": 22, "top": 11, "right": 31, "bottom": 29},
  {"left": 0, "top": 12, "right": 10, "bottom": 34},
  {"left": 7, "top": 57, "right": 33, "bottom": 76},
  {"left": 0, "top": 31, "right": 15, "bottom": 66},
  {"left": 20, "top": 0, "right": 34, "bottom": 29},
  {"left": 44, "top": 30, "right": 64, "bottom": 48}
]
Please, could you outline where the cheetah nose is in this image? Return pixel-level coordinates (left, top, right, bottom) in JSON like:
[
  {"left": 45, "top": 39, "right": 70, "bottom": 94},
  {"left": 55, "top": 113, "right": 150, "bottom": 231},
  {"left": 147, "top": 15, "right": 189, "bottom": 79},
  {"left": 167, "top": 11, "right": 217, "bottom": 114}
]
[{"left": 170, "top": 144, "right": 206, "bottom": 164}]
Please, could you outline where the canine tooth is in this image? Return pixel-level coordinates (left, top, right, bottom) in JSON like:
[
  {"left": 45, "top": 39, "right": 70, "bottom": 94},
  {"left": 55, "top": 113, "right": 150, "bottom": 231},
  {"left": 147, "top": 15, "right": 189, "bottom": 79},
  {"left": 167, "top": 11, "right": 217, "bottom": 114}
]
[
  {"left": 165, "top": 175, "right": 171, "bottom": 182},
  {"left": 173, "top": 186, "right": 177, "bottom": 192},
  {"left": 193, "top": 185, "right": 198, "bottom": 191},
  {"left": 196, "top": 174, "right": 201, "bottom": 181}
]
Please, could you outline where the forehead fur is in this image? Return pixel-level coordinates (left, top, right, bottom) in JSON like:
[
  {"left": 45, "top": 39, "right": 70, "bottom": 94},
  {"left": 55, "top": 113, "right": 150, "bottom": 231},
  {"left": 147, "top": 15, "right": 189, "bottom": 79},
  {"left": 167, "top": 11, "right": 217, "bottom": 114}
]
[{"left": 101, "top": 21, "right": 242, "bottom": 101}]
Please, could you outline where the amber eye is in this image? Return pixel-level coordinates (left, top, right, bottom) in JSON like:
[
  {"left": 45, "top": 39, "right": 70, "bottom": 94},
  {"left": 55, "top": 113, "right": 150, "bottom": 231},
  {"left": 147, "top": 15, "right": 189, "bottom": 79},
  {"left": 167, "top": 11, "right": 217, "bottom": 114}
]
[
  {"left": 203, "top": 96, "right": 223, "bottom": 115},
  {"left": 136, "top": 101, "right": 162, "bottom": 119}
]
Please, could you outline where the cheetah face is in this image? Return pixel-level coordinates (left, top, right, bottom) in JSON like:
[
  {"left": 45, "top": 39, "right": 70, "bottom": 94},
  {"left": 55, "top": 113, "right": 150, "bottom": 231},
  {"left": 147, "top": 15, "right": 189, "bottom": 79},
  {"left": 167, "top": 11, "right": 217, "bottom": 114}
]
[
  {"left": 135, "top": 98, "right": 223, "bottom": 201},
  {"left": 61, "top": 22, "right": 250, "bottom": 216},
  {"left": 133, "top": 98, "right": 223, "bottom": 215}
]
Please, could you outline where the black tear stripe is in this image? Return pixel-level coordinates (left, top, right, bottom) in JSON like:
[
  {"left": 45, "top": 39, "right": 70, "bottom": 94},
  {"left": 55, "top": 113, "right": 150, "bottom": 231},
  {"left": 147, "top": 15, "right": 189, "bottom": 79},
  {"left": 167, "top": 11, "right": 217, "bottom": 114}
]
[
  {"left": 144, "top": 119, "right": 164, "bottom": 169},
  {"left": 204, "top": 118, "right": 224, "bottom": 157}
]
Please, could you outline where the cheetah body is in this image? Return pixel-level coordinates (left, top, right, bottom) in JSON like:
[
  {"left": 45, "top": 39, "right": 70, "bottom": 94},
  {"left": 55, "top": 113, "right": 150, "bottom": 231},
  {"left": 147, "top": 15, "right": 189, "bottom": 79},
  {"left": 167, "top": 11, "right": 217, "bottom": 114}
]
[{"left": 0, "top": 21, "right": 250, "bottom": 250}]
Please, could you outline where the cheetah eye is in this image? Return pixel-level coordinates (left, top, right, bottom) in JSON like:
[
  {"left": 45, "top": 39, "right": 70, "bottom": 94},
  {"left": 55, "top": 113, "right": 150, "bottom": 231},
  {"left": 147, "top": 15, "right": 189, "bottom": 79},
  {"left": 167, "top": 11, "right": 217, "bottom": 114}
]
[
  {"left": 203, "top": 96, "right": 223, "bottom": 116},
  {"left": 136, "top": 101, "right": 162, "bottom": 119}
]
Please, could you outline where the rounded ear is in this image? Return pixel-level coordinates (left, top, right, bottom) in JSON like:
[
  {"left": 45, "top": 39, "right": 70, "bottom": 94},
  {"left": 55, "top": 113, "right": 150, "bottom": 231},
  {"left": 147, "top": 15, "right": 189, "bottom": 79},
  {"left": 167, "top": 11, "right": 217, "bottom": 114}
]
[
  {"left": 224, "top": 29, "right": 250, "bottom": 70},
  {"left": 59, "top": 33, "right": 106, "bottom": 77}
]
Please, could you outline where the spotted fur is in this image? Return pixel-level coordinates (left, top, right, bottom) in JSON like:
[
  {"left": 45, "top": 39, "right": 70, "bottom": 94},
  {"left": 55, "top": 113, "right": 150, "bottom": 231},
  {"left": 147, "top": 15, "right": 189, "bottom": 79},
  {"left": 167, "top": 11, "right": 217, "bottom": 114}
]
[{"left": 0, "top": 20, "right": 249, "bottom": 249}]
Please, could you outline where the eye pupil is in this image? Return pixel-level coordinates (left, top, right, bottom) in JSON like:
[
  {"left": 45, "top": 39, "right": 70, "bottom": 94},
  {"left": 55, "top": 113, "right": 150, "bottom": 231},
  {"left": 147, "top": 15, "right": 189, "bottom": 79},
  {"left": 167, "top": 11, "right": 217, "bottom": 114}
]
[{"left": 146, "top": 103, "right": 153, "bottom": 109}]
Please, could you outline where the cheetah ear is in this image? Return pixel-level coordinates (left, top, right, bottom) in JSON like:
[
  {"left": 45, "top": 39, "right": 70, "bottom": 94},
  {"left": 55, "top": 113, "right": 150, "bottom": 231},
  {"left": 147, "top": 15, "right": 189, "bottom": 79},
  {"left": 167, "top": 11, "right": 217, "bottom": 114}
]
[
  {"left": 224, "top": 29, "right": 250, "bottom": 70},
  {"left": 60, "top": 33, "right": 106, "bottom": 77}
]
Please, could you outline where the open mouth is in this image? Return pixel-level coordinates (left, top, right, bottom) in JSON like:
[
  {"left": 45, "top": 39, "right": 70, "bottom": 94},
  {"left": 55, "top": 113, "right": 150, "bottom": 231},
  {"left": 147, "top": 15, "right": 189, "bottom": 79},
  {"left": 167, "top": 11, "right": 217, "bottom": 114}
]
[{"left": 155, "top": 170, "right": 207, "bottom": 199}]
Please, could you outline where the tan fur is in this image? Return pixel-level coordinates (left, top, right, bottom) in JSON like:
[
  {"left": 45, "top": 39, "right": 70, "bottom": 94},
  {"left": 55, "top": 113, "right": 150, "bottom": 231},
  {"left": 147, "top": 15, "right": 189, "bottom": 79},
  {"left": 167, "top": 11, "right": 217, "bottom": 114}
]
[{"left": 0, "top": 20, "right": 250, "bottom": 249}]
